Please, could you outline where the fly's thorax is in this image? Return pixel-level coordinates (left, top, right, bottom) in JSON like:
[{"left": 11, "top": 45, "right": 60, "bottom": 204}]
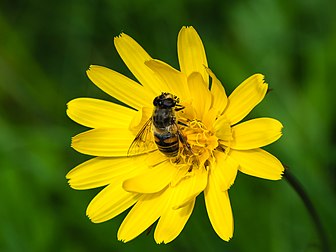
[{"left": 152, "top": 107, "right": 176, "bottom": 129}]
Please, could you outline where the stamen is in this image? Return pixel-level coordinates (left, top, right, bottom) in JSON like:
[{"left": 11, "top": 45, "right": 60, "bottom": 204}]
[{"left": 172, "top": 118, "right": 219, "bottom": 172}]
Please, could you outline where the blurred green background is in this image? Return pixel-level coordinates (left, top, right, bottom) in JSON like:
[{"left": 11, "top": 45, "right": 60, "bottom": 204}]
[{"left": 1, "top": 0, "right": 335, "bottom": 251}]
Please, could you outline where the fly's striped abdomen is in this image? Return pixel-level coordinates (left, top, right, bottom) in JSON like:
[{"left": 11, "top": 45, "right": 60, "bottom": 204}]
[{"left": 154, "top": 132, "right": 179, "bottom": 157}]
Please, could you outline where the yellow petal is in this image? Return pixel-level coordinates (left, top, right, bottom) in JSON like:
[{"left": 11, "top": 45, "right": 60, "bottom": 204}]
[
  {"left": 213, "top": 151, "right": 239, "bottom": 191},
  {"left": 87, "top": 65, "right": 154, "bottom": 110},
  {"left": 206, "top": 68, "right": 228, "bottom": 115},
  {"left": 230, "top": 118, "right": 283, "bottom": 150},
  {"left": 171, "top": 168, "right": 208, "bottom": 209},
  {"left": 202, "top": 107, "right": 219, "bottom": 130},
  {"left": 204, "top": 178, "right": 233, "bottom": 241},
  {"left": 71, "top": 128, "right": 135, "bottom": 157},
  {"left": 66, "top": 156, "right": 148, "bottom": 190},
  {"left": 229, "top": 148, "right": 284, "bottom": 180},
  {"left": 145, "top": 59, "right": 190, "bottom": 101},
  {"left": 123, "top": 161, "right": 177, "bottom": 193},
  {"left": 118, "top": 190, "right": 168, "bottom": 242},
  {"left": 213, "top": 115, "right": 232, "bottom": 143},
  {"left": 154, "top": 196, "right": 195, "bottom": 244},
  {"left": 187, "top": 72, "right": 212, "bottom": 120},
  {"left": 114, "top": 33, "right": 166, "bottom": 94},
  {"left": 86, "top": 183, "right": 140, "bottom": 223},
  {"left": 177, "top": 26, "right": 208, "bottom": 84},
  {"left": 224, "top": 74, "right": 268, "bottom": 125},
  {"left": 143, "top": 151, "right": 169, "bottom": 167},
  {"left": 67, "top": 98, "right": 136, "bottom": 129}
]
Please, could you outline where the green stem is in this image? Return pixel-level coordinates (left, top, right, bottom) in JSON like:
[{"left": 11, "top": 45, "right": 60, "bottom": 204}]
[{"left": 283, "top": 168, "right": 330, "bottom": 252}]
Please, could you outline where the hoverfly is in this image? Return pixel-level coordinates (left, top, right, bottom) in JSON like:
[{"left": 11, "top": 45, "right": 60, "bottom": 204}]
[{"left": 128, "top": 92, "right": 190, "bottom": 157}]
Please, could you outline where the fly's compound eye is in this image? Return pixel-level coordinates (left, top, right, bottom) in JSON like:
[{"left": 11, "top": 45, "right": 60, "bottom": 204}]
[
  {"left": 153, "top": 97, "right": 162, "bottom": 106},
  {"left": 163, "top": 98, "right": 176, "bottom": 108}
]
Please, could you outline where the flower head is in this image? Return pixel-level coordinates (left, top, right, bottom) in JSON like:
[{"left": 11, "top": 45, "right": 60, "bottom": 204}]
[{"left": 66, "top": 26, "right": 284, "bottom": 243}]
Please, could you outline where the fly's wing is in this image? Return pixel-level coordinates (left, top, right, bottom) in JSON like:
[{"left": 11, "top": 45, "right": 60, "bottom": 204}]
[{"left": 127, "top": 117, "right": 157, "bottom": 156}]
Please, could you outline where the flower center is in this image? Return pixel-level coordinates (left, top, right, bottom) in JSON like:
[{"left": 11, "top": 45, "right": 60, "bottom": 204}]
[{"left": 173, "top": 119, "right": 218, "bottom": 171}]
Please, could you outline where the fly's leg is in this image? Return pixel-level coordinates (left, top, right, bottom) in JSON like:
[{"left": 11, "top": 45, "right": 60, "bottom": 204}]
[
  {"left": 177, "top": 130, "right": 192, "bottom": 154},
  {"left": 175, "top": 104, "right": 185, "bottom": 112},
  {"left": 177, "top": 121, "right": 188, "bottom": 127}
]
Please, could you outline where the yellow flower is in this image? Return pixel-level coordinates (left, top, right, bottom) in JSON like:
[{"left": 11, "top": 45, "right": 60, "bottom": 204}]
[{"left": 66, "top": 26, "right": 284, "bottom": 244}]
